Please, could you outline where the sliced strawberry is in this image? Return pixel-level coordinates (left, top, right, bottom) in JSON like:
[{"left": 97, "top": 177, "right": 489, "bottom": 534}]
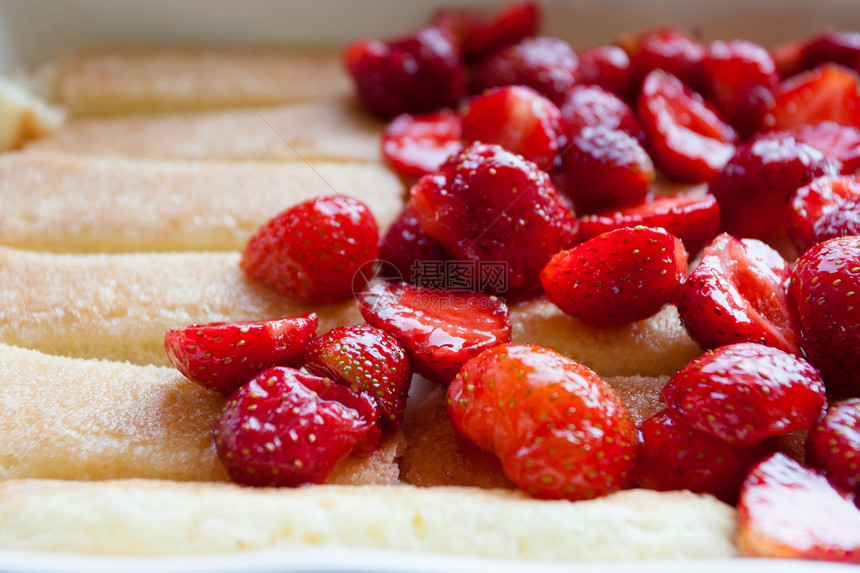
[
  {"left": 447, "top": 344, "right": 638, "bottom": 500},
  {"left": 737, "top": 452, "right": 860, "bottom": 563},
  {"left": 789, "top": 174, "right": 860, "bottom": 252},
  {"left": 559, "top": 84, "right": 643, "bottom": 141},
  {"left": 461, "top": 85, "right": 565, "bottom": 170},
  {"left": 577, "top": 194, "right": 720, "bottom": 255},
  {"left": 556, "top": 126, "right": 653, "bottom": 213},
  {"left": 462, "top": 1, "right": 540, "bottom": 60},
  {"left": 358, "top": 280, "right": 511, "bottom": 384},
  {"left": 788, "top": 236, "right": 860, "bottom": 397},
  {"left": 762, "top": 64, "right": 860, "bottom": 131},
  {"left": 801, "top": 31, "right": 860, "bottom": 74},
  {"left": 574, "top": 44, "right": 635, "bottom": 101},
  {"left": 776, "top": 121, "right": 860, "bottom": 174},
  {"left": 164, "top": 314, "right": 317, "bottom": 396},
  {"left": 678, "top": 233, "right": 801, "bottom": 353},
  {"left": 213, "top": 366, "right": 381, "bottom": 487},
  {"left": 541, "top": 226, "right": 687, "bottom": 327},
  {"left": 409, "top": 142, "right": 578, "bottom": 300},
  {"left": 807, "top": 398, "right": 860, "bottom": 495},
  {"left": 627, "top": 26, "right": 705, "bottom": 91},
  {"left": 378, "top": 205, "right": 451, "bottom": 283},
  {"left": 662, "top": 343, "right": 826, "bottom": 446},
  {"left": 633, "top": 409, "right": 776, "bottom": 504},
  {"left": 303, "top": 324, "right": 412, "bottom": 431},
  {"left": 241, "top": 195, "right": 379, "bottom": 304},
  {"left": 382, "top": 110, "right": 463, "bottom": 179},
  {"left": 637, "top": 70, "right": 737, "bottom": 183}
]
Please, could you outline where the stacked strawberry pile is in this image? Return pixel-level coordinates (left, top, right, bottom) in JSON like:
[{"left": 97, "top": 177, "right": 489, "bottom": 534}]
[{"left": 162, "top": 2, "right": 860, "bottom": 564}]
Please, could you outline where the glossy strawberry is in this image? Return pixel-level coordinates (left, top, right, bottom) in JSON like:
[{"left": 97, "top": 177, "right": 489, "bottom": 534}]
[
  {"left": 633, "top": 409, "right": 775, "bottom": 504},
  {"left": 461, "top": 1, "right": 540, "bottom": 60},
  {"left": 461, "top": 85, "right": 565, "bottom": 170},
  {"left": 801, "top": 31, "right": 860, "bottom": 72},
  {"left": 541, "top": 226, "right": 687, "bottom": 327},
  {"left": 358, "top": 280, "right": 511, "bottom": 384},
  {"left": 737, "top": 453, "right": 860, "bottom": 563},
  {"left": 788, "top": 236, "right": 860, "bottom": 397},
  {"left": 241, "top": 195, "right": 379, "bottom": 304},
  {"left": 678, "top": 233, "right": 801, "bottom": 353},
  {"left": 213, "top": 367, "right": 380, "bottom": 487},
  {"left": 807, "top": 398, "right": 860, "bottom": 495},
  {"left": 577, "top": 194, "right": 720, "bottom": 256},
  {"left": 164, "top": 314, "right": 317, "bottom": 395},
  {"left": 382, "top": 110, "right": 463, "bottom": 179},
  {"left": 378, "top": 205, "right": 451, "bottom": 283},
  {"left": 303, "top": 324, "right": 411, "bottom": 431},
  {"left": 628, "top": 26, "right": 705, "bottom": 90},
  {"left": 789, "top": 175, "right": 860, "bottom": 253},
  {"left": 409, "top": 142, "right": 578, "bottom": 300},
  {"left": 762, "top": 64, "right": 860, "bottom": 131},
  {"left": 559, "top": 84, "right": 643, "bottom": 141},
  {"left": 447, "top": 344, "right": 638, "bottom": 500},
  {"left": 574, "top": 44, "right": 635, "bottom": 100},
  {"left": 637, "top": 70, "right": 737, "bottom": 182},
  {"left": 777, "top": 121, "right": 860, "bottom": 174}
]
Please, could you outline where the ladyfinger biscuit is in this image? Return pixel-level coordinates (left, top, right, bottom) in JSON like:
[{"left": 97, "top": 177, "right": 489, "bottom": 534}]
[
  {"left": 0, "top": 479, "right": 737, "bottom": 560},
  {"left": 56, "top": 48, "right": 352, "bottom": 115},
  {"left": 0, "top": 152, "right": 404, "bottom": 253},
  {"left": 26, "top": 98, "right": 384, "bottom": 162},
  {"left": 0, "top": 344, "right": 403, "bottom": 484}
]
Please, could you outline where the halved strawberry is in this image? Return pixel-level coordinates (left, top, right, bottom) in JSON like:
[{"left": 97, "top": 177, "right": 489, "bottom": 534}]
[
  {"left": 559, "top": 84, "right": 643, "bottom": 141},
  {"left": 762, "top": 64, "right": 860, "bottom": 131},
  {"left": 213, "top": 366, "right": 380, "bottom": 487},
  {"left": 776, "top": 121, "right": 860, "bottom": 174},
  {"left": 461, "top": 1, "right": 540, "bottom": 60},
  {"left": 677, "top": 233, "right": 801, "bottom": 353},
  {"left": 164, "top": 313, "right": 317, "bottom": 395},
  {"left": 447, "top": 344, "right": 638, "bottom": 500},
  {"left": 377, "top": 205, "right": 451, "bottom": 283},
  {"left": 577, "top": 194, "right": 720, "bottom": 255},
  {"left": 358, "top": 280, "right": 511, "bottom": 384},
  {"left": 806, "top": 398, "right": 860, "bottom": 495},
  {"left": 627, "top": 26, "right": 705, "bottom": 91},
  {"left": 540, "top": 226, "right": 687, "bottom": 327},
  {"left": 382, "top": 110, "right": 463, "bottom": 179},
  {"left": 737, "top": 452, "right": 860, "bottom": 563},
  {"left": 789, "top": 174, "right": 860, "bottom": 253},
  {"left": 303, "top": 324, "right": 412, "bottom": 430},
  {"left": 574, "top": 44, "right": 635, "bottom": 101}
]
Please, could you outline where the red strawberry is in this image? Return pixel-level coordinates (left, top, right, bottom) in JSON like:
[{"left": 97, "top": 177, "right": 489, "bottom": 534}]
[
  {"left": 471, "top": 36, "right": 578, "bottom": 105},
  {"left": 447, "top": 344, "right": 638, "bottom": 500},
  {"left": 789, "top": 175, "right": 860, "bottom": 253},
  {"left": 788, "top": 236, "right": 860, "bottom": 397},
  {"left": 737, "top": 452, "right": 860, "bottom": 563},
  {"left": 303, "top": 324, "right": 412, "bottom": 430},
  {"left": 807, "top": 398, "right": 860, "bottom": 495},
  {"left": 164, "top": 314, "right": 318, "bottom": 396},
  {"left": 633, "top": 409, "right": 776, "bottom": 504},
  {"left": 662, "top": 343, "right": 826, "bottom": 446},
  {"left": 461, "top": 85, "right": 565, "bottom": 170},
  {"left": 409, "top": 142, "right": 578, "bottom": 300},
  {"left": 762, "top": 64, "right": 860, "bottom": 131},
  {"left": 462, "top": 1, "right": 540, "bottom": 61},
  {"left": 770, "top": 39, "right": 806, "bottom": 80},
  {"left": 637, "top": 70, "right": 737, "bottom": 183},
  {"left": 382, "top": 110, "right": 463, "bottom": 179},
  {"left": 559, "top": 84, "right": 643, "bottom": 141},
  {"left": 540, "top": 226, "right": 687, "bottom": 327},
  {"left": 377, "top": 205, "right": 451, "bottom": 283},
  {"left": 577, "top": 194, "right": 720, "bottom": 256},
  {"left": 358, "top": 280, "right": 511, "bottom": 384},
  {"left": 801, "top": 31, "right": 860, "bottom": 71},
  {"left": 777, "top": 121, "right": 860, "bottom": 174},
  {"left": 213, "top": 366, "right": 380, "bottom": 487},
  {"left": 677, "top": 233, "right": 801, "bottom": 353},
  {"left": 627, "top": 26, "right": 705, "bottom": 91},
  {"left": 574, "top": 44, "right": 635, "bottom": 101},
  {"left": 241, "top": 195, "right": 379, "bottom": 304}
]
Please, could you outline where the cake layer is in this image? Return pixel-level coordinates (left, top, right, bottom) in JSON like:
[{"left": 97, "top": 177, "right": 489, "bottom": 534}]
[
  {"left": 0, "top": 479, "right": 737, "bottom": 560},
  {"left": 0, "top": 344, "right": 403, "bottom": 484},
  {"left": 0, "top": 152, "right": 404, "bottom": 252},
  {"left": 25, "top": 98, "right": 384, "bottom": 162},
  {"left": 56, "top": 48, "right": 353, "bottom": 115}
]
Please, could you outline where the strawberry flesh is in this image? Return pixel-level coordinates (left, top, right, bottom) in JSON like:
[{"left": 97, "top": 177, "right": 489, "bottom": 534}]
[
  {"left": 763, "top": 64, "right": 860, "bottom": 131},
  {"left": 382, "top": 110, "right": 463, "bottom": 179},
  {"left": 776, "top": 121, "right": 860, "bottom": 174},
  {"left": 789, "top": 174, "right": 860, "bottom": 253},
  {"left": 807, "top": 398, "right": 860, "bottom": 496}
]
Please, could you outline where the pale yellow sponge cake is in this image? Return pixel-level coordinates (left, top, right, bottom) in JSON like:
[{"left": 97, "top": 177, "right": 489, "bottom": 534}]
[{"left": 0, "top": 78, "right": 65, "bottom": 151}]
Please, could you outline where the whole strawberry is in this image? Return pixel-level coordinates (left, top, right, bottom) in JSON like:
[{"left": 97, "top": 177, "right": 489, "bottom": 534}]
[
  {"left": 447, "top": 344, "right": 639, "bottom": 500},
  {"left": 241, "top": 195, "right": 379, "bottom": 304},
  {"left": 806, "top": 398, "right": 860, "bottom": 495}
]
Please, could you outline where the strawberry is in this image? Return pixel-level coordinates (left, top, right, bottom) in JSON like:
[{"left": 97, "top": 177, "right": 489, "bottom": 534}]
[
  {"left": 789, "top": 174, "right": 860, "bottom": 253},
  {"left": 213, "top": 366, "right": 381, "bottom": 487},
  {"left": 577, "top": 194, "right": 720, "bottom": 256},
  {"left": 807, "top": 398, "right": 860, "bottom": 495},
  {"left": 677, "top": 233, "right": 801, "bottom": 353},
  {"left": 241, "top": 195, "right": 379, "bottom": 304},
  {"left": 540, "top": 226, "right": 687, "bottom": 327},
  {"left": 471, "top": 36, "right": 578, "bottom": 105},
  {"left": 801, "top": 31, "right": 860, "bottom": 72},
  {"left": 574, "top": 44, "right": 635, "bottom": 101},
  {"left": 461, "top": 1, "right": 540, "bottom": 61},
  {"left": 762, "top": 64, "right": 860, "bottom": 131},
  {"left": 381, "top": 110, "right": 463, "bottom": 179},
  {"left": 559, "top": 84, "right": 643, "bottom": 141},
  {"left": 662, "top": 343, "right": 826, "bottom": 446},
  {"left": 627, "top": 26, "right": 705, "bottom": 91},
  {"left": 788, "top": 236, "right": 860, "bottom": 397},
  {"left": 409, "top": 142, "right": 578, "bottom": 300},
  {"left": 302, "top": 324, "right": 412, "bottom": 430},
  {"left": 358, "top": 280, "right": 511, "bottom": 385},
  {"left": 377, "top": 205, "right": 451, "bottom": 283},
  {"left": 164, "top": 314, "right": 318, "bottom": 396},
  {"left": 633, "top": 409, "right": 776, "bottom": 504},
  {"left": 737, "top": 452, "right": 860, "bottom": 563},
  {"left": 461, "top": 85, "right": 565, "bottom": 170},
  {"left": 637, "top": 69, "right": 737, "bottom": 183},
  {"left": 776, "top": 121, "right": 860, "bottom": 174},
  {"left": 447, "top": 343, "right": 638, "bottom": 500}
]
